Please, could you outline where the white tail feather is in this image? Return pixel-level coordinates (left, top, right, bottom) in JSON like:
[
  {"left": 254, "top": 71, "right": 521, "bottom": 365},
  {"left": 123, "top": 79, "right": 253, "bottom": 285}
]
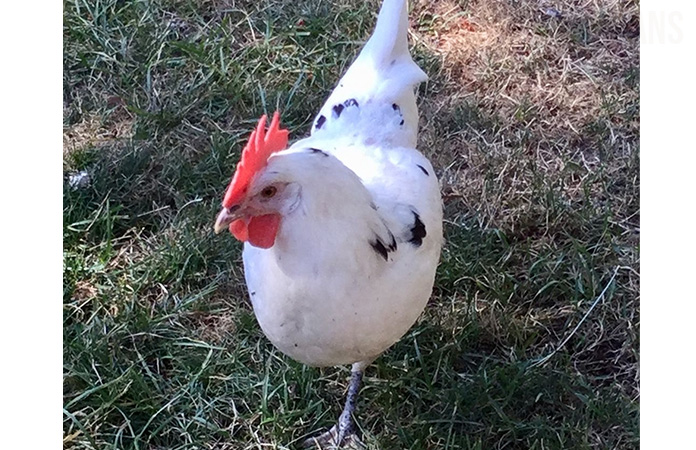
[{"left": 311, "top": 0, "right": 427, "bottom": 148}]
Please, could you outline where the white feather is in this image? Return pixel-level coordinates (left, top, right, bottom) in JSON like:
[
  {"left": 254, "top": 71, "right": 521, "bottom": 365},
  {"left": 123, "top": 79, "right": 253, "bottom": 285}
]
[{"left": 310, "top": 0, "right": 427, "bottom": 148}]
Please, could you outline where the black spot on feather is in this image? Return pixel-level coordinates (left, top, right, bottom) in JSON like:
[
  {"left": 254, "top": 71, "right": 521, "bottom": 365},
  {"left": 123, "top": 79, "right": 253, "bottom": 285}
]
[
  {"left": 409, "top": 212, "right": 427, "bottom": 247},
  {"left": 370, "top": 240, "right": 389, "bottom": 261},
  {"left": 416, "top": 164, "right": 429, "bottom": 176},
  {"left": 392, "top": 103, "right": 404, "bottom": 126},
  {"left": 332, "top": 103, "right": 345, "bottom": 118},
  {"left": 344, "top": 98, "right": 359, "bottom": 108},
  {"left": 309, "top": 148, "right": 329, "bottom": 157},
  {"left": 370, "top": 231, "right": 397, "bottom": 261},
  {"left": 387, "top": 232, "right": 397, "bottom": 251},
  {"left": 315, "top": 115, "right": 326, "bottom": 129}
]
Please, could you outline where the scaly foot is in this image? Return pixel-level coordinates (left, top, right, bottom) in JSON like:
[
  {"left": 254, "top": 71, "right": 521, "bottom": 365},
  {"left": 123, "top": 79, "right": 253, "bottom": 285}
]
[{"left": 302, "top": 425, "right": 364, "bottom": 449}]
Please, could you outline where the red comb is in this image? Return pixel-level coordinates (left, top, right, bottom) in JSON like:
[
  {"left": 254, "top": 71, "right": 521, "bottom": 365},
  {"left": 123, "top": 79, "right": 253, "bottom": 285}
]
[{"left": 222, "top": 111, "right": 289, "bottom": 208}]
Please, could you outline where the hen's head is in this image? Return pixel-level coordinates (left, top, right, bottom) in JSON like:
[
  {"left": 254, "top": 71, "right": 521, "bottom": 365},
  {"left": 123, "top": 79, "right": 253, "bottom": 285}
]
[{"left": 214, "top": 112, "right": 296, "bottom": 248}]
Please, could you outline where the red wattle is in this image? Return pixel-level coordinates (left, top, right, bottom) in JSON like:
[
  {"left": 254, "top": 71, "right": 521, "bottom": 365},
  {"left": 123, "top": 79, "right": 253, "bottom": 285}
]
[
  {"left": 229, "top": 215, "right": 280, "bottom": 249},
  {"left": 248, "top": 214, "right": 281, "bottom": 249},
  {"left": 230, "top": 219, "right": 249, "bottom": 241}
]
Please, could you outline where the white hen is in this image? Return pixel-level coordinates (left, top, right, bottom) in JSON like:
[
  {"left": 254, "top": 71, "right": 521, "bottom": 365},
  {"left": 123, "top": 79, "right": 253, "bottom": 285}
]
[{"left": 214, "top": 0, "right": 442, "bottom": 445}]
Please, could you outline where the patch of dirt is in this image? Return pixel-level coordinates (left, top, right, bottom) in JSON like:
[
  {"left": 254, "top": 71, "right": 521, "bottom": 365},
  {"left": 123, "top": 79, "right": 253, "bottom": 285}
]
[
  {"left": 71, "top": 280, "right": 98, "bottom": 302},
  {"left": 195, "top": 312, "right": 238, "bottom": 345},
  {"left": 412, "top": 0, "right": 639, "bottom": 231},
  {"left": 63, "top": 98, "right": 134, "bottom": 155}
]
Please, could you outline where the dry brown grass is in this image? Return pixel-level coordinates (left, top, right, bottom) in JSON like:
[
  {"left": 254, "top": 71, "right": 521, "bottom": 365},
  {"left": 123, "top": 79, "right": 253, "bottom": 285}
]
[
  {"left": 413, "top": 0, "right": 639, "bottom": 233},
  {"left": 63, "top": 99, "right": 134, "bottom": 156}
]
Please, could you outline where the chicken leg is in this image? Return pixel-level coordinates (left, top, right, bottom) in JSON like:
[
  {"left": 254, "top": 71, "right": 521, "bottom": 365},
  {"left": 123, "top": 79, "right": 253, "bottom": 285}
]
[
  {"left": 304, "top": 363, "right": 367, "bottom": 449},
  {"left": 336, "top": 369, "right": 363, "bottom": 442}
]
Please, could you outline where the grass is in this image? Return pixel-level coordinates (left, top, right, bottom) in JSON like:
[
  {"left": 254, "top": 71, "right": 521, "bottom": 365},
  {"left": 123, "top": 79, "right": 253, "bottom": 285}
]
[{"left": 63, "top": 0, "right": 639, "bottom": 448}]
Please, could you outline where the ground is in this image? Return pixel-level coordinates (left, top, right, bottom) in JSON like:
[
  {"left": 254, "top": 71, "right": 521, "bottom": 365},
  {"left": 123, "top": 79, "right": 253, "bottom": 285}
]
[{"left": 63, "top": 0, "right": 639, "bottom": 448}]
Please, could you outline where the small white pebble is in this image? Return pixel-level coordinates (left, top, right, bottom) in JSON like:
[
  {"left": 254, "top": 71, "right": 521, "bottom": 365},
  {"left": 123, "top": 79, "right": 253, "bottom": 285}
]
[{"left": 69, "top": 171, "right": 91, "bottom": 189}]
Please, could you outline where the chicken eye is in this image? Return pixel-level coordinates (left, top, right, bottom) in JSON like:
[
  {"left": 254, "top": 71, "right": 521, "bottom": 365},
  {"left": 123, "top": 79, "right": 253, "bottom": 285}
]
[{"left": 261, "top": 186, "right": 277, "bottom": 198}]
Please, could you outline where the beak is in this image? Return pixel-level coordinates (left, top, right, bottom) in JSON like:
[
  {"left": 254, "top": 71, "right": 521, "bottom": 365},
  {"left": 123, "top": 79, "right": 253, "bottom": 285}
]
[{"left": 214, "top": 205, "right": 243, "bottom": 234}]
